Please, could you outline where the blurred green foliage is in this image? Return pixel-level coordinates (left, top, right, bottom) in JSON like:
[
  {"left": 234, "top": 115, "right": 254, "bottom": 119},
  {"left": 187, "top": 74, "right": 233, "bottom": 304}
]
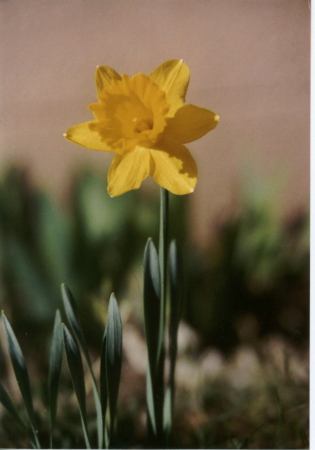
[
  {"left": 0, "top": 165, "right": 188, "bottom": 346},
  {"left": 0, "top": 164, "right": 309, "bottom": 353},
  {"left": 185, "top": 171, "right": 309, "bottom": 352}
]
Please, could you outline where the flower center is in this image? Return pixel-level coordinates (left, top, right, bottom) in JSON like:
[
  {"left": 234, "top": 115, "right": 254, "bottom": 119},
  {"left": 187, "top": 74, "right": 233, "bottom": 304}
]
[
  {"left": 133, "top": 117, "right": 154, "bottom": 133},
  {"left": 88, "top": 73, "right": 170, "bottom": 154}
]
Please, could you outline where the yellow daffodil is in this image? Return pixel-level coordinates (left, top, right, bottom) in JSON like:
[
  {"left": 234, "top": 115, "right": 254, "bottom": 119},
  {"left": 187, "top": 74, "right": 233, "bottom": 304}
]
[{"left": 64, "top": 59, "right": 219, "bottom": 197}]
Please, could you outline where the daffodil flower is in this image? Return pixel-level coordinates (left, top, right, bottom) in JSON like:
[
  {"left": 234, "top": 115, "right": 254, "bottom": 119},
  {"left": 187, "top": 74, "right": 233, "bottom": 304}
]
[{"left": 64, "top": 59, "right": 219, "bottom": 197}]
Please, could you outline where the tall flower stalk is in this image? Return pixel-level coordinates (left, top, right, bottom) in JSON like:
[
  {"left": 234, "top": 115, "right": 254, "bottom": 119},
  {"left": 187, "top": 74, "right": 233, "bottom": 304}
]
[
  {"left": 64, "top": 58, "right": 219, "bottom": 446},
  {"left": 143, "top": 187, "right": 184, "bottom": 446}
]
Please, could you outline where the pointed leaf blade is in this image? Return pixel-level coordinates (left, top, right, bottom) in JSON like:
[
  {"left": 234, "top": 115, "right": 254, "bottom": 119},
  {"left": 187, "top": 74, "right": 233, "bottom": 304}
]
[
  {"left": 106, "top": 293, "right": 122, "bottom": 440},
  {"left": 143, "top": 238, "right": 161, "bottom": 373},
  {"left": 62, "top": 324, "right": 90, "bottom": 448},
  {"left": 1, "top": 311, "right": 36, "bottom": 429},
  {"left": 0, "top": 381, "right": 26, "bottom": 429},
  {"left": 164, "top": 240, "right": 184, "bottom": 435},
  {"left": 61, "top": 284, "right": 103, "bottom": 448},
  {"left": 100, "top": 326, "right": 108, "bottom": 420},
  {"left": 61, "top": 284, "right": 91, "bottom": 368},
  {"left": 48, "top": 310, "right": 63, "bottom": 434}
]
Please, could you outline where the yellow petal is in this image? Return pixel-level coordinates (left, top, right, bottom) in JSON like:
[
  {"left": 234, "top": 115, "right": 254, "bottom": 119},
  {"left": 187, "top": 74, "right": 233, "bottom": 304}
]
[
  {"left": 95, "top": 66, "right": 122, "bottom": 96},
  {"left": 64, "top": 121, "right": 115, "bottom": 152},
  {"left": 164, "top": 104, "right": 219, "bottom": 144},
  {"left": 107, "top": 146, "right": 151, "bottom": 197},
  {"left": 148, "top": 59, "right": 190, "bottom": 116},
  {"left": 149, "top": 139, "right": 197, "bottom": 195}
]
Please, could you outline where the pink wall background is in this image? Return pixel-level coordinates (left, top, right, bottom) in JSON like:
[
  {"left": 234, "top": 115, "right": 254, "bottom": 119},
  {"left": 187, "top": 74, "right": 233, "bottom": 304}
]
[{"left": 0, "top": 0, "right": 310, "bottom": 245}]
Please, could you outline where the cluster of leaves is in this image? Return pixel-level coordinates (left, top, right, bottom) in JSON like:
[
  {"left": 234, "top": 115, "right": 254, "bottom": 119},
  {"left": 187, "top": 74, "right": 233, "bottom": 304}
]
[{"left": 0, "top": 284, "right": 122, "bottom": 449}]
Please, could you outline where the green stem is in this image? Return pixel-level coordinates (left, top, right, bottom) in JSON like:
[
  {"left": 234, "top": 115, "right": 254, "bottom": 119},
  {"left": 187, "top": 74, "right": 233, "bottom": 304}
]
[{"left": 158, "top": 187, "right": 169, "bottom": 349}]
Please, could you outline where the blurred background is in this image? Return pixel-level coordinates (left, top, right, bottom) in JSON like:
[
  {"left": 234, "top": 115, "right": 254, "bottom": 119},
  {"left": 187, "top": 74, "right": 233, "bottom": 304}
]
[{"left": 0, "top": 1, "right": 310, "bottom": 448}]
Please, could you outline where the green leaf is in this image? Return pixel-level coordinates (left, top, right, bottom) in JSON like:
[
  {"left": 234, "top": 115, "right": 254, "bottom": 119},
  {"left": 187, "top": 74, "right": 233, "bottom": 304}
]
[
  {"left": 1, "top": 312, "right": 37, "bottom": 430},
  {"left": 100, "top": 327, "right": 109, "bottom": 448},
  {"left": 62, "top": 324, "right": 90, "bottom": 449},
  {"left": 61, "top": 284, "right": 91, "bottom": 367},
  {"left": 100, "top": 326, "right": 108, "bottom": 420},
  {"left": 48, "top": 311, "right": 63, "bottom": 439},
  {"left": 168, "top": 240, "right": 184, "bottom": 349},
  {"left": 61, "top": 284, "right": 103, "bottom": 448},
  {"left": 143, "top": 238, "right": 164, "bottom": 436},
  {"left": 106, "top": 293, "right": 122, "bottom": 441},
  {"left": 143, "top": 238, "right": 161, "bottom": 373},
  {"left": 146, "top": 368, "right": 156, "bottom": 436},
  {"left": 164, "top": 240, "right": 184, "bottom": 435},
  {"left": 0, "top": 381, "right": 26, "bottom": 429}
]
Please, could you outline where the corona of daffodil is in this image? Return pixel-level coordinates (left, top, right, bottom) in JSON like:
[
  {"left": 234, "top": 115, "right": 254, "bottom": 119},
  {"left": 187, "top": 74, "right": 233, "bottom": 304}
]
[{"left": 64, "top": 59, "right": 219, "bottom": 197}]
